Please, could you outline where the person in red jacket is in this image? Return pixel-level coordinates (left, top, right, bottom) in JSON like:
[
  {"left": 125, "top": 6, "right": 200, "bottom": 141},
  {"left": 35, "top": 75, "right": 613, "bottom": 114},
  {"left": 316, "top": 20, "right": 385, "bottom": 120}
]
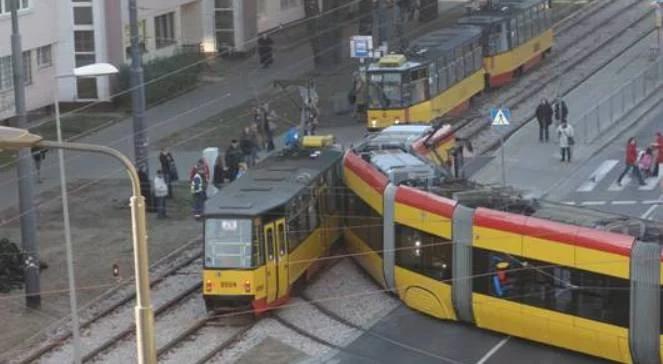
[
  {"left": 651, "top": 131, "right": 663, "bottom": 176},
  {"left": 617, "top": 137, "right": 646, "bottom": 186}
]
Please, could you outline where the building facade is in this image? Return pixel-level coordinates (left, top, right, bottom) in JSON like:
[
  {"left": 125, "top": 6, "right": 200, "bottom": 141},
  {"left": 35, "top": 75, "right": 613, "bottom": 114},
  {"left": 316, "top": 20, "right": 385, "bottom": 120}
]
[{"left": 0, "top": 0, "right": 325, "bottom": 122}]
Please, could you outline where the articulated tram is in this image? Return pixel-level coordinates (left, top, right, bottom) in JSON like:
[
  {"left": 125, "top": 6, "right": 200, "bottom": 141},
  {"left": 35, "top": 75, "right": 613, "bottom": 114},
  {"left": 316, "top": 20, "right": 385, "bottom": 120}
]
[
  {"left": 343, "top": 127, "right": 663, "bottom": 363},
  {"left": 202, "top": 137, "right": 344, "bottom": 312},
  {"left": 367, "top": 0, "right": 554, "bottom": 129}
]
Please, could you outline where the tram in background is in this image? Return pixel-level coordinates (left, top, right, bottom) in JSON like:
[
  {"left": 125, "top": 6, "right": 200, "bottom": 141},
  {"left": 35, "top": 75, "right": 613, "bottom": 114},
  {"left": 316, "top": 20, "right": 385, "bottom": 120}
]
[
  {"left": 342, "top": 127, "right": 663, "bottom": 363},
  {"left": 202, "top": 136, "right": 344, "bottom": 313},
  {"left": 366, "top": 0, "right": 554, "bottom": 129}
]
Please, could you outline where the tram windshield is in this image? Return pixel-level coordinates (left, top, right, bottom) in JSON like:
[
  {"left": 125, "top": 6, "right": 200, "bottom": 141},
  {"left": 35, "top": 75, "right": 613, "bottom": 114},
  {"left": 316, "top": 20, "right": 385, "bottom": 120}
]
[
  {"left": 368, "top": 72, "right": 404, "bottom": 108},
  {"left": 204, "top": 218, "right": 253, "bottom": 268}
]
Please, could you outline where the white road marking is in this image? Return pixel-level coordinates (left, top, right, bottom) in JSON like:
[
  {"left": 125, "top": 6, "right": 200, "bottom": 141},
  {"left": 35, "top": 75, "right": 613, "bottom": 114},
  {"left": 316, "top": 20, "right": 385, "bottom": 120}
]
[
  {"left": 562, "top": 201, "right": 576, "bottom": 205},
  {"left": 638, "top": 173, "right": 663, "bottom": 191},
  {"left": 577, "top": 160, "right": 619, "bottom": 192},
  {"left": 476, "top": 336, "right": 511, "bottom": 364},
  {"left": 641, "top": 195, "right": 663, "bottom": 220},
  {"left": 608, "top": 175, "right": 630, "bottom": 191},
  {"left": 643, "top": 200, "right": 663, "bottom": 204},
  {"left": 611, "top": 200, "right": 637, "bottom": 205},
  {"left": 580, "top": 201, "right": 607, "bottom": 206}
]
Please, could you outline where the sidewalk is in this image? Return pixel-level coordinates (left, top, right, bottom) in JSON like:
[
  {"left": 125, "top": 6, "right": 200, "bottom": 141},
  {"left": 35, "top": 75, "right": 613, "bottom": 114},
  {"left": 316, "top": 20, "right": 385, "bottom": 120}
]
[{"left": 470, "top": 32, "right": 660, "bottom": 198}]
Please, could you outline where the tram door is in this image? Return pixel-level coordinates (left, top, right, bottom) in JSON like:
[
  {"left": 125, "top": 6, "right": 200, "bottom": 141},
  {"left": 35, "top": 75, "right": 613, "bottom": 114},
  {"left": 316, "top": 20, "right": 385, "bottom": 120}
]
[
  {"left": 275, "top": 219, "right": 289, "bottom": 299},
  {"left": 263, "top": 223, "right": 277, "bottom": 304}
]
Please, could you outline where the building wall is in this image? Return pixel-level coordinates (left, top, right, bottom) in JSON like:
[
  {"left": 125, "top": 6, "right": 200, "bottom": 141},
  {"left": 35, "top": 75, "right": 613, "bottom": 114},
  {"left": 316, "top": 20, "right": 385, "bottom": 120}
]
[
  {"left": 0, "top": 0, "right": 58, "bottom": 120},
  {"left": 257, "top": 0, "right": 307, "bottom": 33}
]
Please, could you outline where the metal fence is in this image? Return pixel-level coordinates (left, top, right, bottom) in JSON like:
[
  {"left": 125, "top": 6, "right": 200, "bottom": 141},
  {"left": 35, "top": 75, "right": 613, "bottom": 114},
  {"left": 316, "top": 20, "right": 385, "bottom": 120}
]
[{"left": 577, "top": 54, "right": 663, "bottom": 144}]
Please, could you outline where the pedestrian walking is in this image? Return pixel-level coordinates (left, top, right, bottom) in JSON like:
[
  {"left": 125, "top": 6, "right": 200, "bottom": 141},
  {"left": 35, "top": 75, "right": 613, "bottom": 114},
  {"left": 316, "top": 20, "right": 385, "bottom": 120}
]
[
  {"left": 190, "top": 158, "right": 210, "bottom": 186},
  {"left": 257, "top": 34, "right": 274, "bottom": 68},
  {"left": 617, "top": 137, "right": 646, "bottom": 186},
  {"left": 153, "top": 170, "right": 169, "bottom": 218},
  {"left": 261, "top": 104, "right": 276, "bottom": 151},
  {"left": 159, "top": 149, "right": 174, "bottom": 198},
  {"left": 639, "top": 147, "right": 654, "bottom": 177},
  {"left": 31, "top": 146, "right": 47, "bottom": 183},
  {"left": 225, "top": 139, "right": 243, "bottom": 182},
  {"left": 535, "top": 98, "right": 553, "bottom": 142},
  {"left": 212, "top": 155, "right": 225, "bottom": 189},
  {"left": 556, "top": 120, "right": 574, "bottom": 162},
  {"left": 240, "top": 127, "right": 257, "bottom": 167},
  {"left": 554, "top": 99, "right": 569, "bottom": 123},
  {"left": 652, "top": 131, "right": 663, "bottom": 177},
  {"left": 138, "top": 166, "right": 154, "bottom": 212},
  {"left": 350, "top": 72, "right": 367, "bottom": 123},
  {"left": 191, "top": 170, "right": 206, "bottom": 219}
]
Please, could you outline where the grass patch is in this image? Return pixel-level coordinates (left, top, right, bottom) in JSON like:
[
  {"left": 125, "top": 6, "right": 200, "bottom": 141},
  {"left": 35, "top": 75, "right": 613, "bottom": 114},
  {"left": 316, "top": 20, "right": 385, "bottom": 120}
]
[{"left": 29, "top": 113, "right": 125, "bottom": 142}]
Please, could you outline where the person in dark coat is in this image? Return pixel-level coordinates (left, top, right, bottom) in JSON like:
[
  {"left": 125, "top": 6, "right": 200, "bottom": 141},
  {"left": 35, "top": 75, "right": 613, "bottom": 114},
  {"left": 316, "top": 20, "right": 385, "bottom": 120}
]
[
  {"left": 257, "top": 34, "right": 274, "bottom": 68},
  {"left": 212, "top": 155, "right": 225, "bottom": 189},
  {"left": 535, "top": 98, "right": 553, "bottom": 142},
  {"left": 31, "top": 146, "right": 47, "bottom": 183},
  {"left": 225, "top": 140, "right": 243, "bottom": 182},
  {"left": 159, "top": 149, "right": 174, "bottom": 198},
  {"left": 240, "top": 127, "right": 256, "bottom": 167},
  {"left": 554, "top": 99, "right": 569, "bottom": 123}
]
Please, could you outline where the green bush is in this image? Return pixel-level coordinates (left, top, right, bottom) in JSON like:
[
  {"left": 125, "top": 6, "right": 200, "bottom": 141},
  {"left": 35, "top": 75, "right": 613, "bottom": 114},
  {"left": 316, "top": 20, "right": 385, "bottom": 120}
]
[{"left": 116, "top": 51, "right": 205, "bottom": 109}]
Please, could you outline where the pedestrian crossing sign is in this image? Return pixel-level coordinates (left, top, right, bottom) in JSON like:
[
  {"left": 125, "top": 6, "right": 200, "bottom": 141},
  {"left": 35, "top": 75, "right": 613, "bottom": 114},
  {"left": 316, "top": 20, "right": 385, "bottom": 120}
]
[{"left": 491, "top": 107, "right": 511, "bottom": 126}]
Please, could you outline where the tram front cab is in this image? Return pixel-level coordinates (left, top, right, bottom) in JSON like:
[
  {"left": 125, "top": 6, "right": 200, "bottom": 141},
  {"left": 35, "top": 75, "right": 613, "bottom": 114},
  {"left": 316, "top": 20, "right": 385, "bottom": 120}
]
[{"left": 203, "top": 215, "right": 290, "bottom": 313}]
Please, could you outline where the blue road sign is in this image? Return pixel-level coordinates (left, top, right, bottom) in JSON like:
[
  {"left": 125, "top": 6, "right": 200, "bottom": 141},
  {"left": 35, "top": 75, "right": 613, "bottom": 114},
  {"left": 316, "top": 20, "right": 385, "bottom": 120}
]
[{"left": 490, "top": 107, "right": 511, "bottom": 126}]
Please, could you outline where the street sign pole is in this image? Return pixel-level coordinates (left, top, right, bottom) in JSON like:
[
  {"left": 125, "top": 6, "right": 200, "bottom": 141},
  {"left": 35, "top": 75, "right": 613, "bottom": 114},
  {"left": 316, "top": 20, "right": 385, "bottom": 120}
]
[
  {"left": 490, "top": 106, "right": 511, "bottom": 186},
  {"left": 500, "top": 133, "right": 506, "bottom": 186}
]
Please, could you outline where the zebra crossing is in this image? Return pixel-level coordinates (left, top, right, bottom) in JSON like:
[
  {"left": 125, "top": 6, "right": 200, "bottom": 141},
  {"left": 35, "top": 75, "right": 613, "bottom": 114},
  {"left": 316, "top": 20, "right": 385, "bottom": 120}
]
[{"left": 573, "top": 159, "right": 663, "bottom": 193}]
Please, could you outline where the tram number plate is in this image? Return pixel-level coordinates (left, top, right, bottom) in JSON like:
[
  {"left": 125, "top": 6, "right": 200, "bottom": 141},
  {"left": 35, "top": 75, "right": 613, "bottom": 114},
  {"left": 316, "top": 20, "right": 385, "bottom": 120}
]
[{"left": 220, "top": 281, "right": 237, "bottom": 288}]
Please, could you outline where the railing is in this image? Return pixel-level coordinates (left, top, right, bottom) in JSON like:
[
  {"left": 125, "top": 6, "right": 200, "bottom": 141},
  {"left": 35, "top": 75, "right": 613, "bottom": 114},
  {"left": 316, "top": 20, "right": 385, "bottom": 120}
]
[{"left": 578, "top": 53, "right": 663, "bottom": 144}]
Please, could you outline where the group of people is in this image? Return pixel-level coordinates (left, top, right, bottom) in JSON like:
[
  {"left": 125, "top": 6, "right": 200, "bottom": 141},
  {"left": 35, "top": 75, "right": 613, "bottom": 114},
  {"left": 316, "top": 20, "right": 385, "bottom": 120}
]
[
  {"left": 616, "top": 134, "right": 663, "bottom": 187},
  {"left": 535, "top": 98, "right": 573, "bottom": 162},
  {"left": 152, "top": 150, "right": 178, "bottom": 219}
]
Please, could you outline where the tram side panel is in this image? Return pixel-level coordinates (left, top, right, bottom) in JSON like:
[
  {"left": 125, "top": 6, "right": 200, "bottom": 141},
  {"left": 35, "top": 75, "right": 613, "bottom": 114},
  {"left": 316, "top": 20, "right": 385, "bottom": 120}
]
[
  {"left": 471, "top": 207, "right": 634, "bottom": 363},
  {"left": 485, "top": 29, "right": 553, "bottom": 87}
]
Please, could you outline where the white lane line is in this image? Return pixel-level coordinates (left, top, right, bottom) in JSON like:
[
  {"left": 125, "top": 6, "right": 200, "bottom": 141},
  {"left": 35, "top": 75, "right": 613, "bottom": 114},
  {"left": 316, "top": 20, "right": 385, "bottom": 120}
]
[
  {"left": 580, "top": 201, "right": 607, "bottom": 206},
  {"left": 611, "top": 200, "right": 637, "bottom": 205},
  {"left": 562, "top": 201, "right": 576, "bottom": 205},
  {"left": 577, "top": 160, "right": 619, "bottom": 192},
  {"left": 639, "top": 173, "right": 663, "bottom": 191},
  {"left": 476, "top": 336, "right": 511, "bottom": 364},
  {"left": 641, "top": 194, "right": 663, "bottom": 219},
  {"left": 608, "top": 175, "right": 630, "bottom": 191},
  {"left": 643, "top": 200, "right": 663, "bottom": 204}
]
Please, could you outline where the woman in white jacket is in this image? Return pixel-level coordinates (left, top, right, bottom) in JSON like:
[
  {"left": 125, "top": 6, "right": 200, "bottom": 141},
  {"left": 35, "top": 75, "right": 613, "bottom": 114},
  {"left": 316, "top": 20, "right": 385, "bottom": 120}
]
[
  {"left": 557, "top": 120, "right": 574, "bottom": 162},
  {"left": 153, "top": 170, "right": 169, "bottom": 218}
]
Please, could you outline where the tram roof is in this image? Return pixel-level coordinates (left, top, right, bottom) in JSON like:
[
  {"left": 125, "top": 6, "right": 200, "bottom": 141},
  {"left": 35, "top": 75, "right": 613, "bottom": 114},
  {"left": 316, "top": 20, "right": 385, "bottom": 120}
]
[
  {"left": 204, "top": 148, "right": 342, "bottom": 217},
  {"left": 411, "top": 25, "right": 482, "bottom": 54}
]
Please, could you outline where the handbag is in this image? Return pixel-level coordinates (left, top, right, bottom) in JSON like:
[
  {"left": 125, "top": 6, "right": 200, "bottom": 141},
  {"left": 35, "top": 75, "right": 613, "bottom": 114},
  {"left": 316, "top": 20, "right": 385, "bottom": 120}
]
[{"left": 568, "top": 136, "right": 575, "bottom": 146}]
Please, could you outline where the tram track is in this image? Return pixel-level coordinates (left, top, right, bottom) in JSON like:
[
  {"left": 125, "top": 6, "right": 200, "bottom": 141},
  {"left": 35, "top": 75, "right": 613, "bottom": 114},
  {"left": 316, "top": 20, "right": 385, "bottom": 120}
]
[{"left": 455, "top": 0, "right": 655, "bottom": 155}]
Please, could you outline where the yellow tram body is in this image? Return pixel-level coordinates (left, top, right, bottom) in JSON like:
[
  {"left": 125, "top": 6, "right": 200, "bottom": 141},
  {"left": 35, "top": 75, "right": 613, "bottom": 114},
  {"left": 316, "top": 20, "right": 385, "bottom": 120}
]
[{"left": 202, "top": 146, "right": 344, "bottom": 312}]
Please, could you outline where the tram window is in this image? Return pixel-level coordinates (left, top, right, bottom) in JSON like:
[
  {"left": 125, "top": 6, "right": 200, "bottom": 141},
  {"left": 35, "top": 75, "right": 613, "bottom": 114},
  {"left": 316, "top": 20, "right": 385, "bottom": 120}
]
[
  {"left": 473, "top": 46, "right": 482, "bottom": 70},
  {"left": 428, "top": 63, "right": 438, "bottom": 96},
  {"left": 438, "top": 64, "right": 448, "bottom": 91},
  {"left": 368, "top": 72, "right": 403, "bottom": 108},
  {"left": 395, "top": 223, "right": 452, "bottom": 281},
  {"left": 464, "top": 47, "right": 473, "bottom": 76},
  {"left": 204, "top": 218, "right": 254, "bottom": 268},
  {"left": 308, "top": 199, "right": 318, "bottom": 231},
  {"left": 533, "top": 7, "right": 541, "bottom": 35},
  {"left": 509, "top": 19, "right": 518, "bottom": 48},
  {"left": 447, "top": 61, "right": 456, "bottom": 86},
  {"left": 266, "top": 228, "right": 274, "bottom": 259},
  {"left": 408, "top": 68, "right": 429, "bottom": 105},
  {"left": 472, "top": 248, "right": 630, "bottom": 328},
  {"left": 253, "top": 222, "right": 264, "bottom": 265},
  {"left": 346, "top": 190, "right": 383, "bottom": 255}
]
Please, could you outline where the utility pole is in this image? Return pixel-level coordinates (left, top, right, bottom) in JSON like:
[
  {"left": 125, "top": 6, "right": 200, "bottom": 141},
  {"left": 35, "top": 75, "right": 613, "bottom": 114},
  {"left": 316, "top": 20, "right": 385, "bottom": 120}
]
[
  {"left": 128, "top": 0, "right": 149, "bottom": 175},
  {"left": 10, "top": 0, "right": 40, "bottom": 308}
]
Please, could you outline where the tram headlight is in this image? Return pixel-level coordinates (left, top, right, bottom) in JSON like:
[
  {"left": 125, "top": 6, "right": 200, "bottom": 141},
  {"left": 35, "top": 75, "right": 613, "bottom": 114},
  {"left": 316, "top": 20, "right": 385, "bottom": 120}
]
[
  {"left": 205, "top": 279, "right": 213, "bottom": 292},
  {"left": 371, "top": 119, "right": 377, "bottom": 127},
  {"left": 244, "top": 280, "right": 251, "bottom": 293},
  {"left": 394, "top": 118, "right": 401, "bottom": 124}
]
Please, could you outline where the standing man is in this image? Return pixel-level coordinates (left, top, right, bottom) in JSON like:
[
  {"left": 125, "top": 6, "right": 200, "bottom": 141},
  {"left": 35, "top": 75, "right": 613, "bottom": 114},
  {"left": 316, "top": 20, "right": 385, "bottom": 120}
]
[
  {"left": 617, "top": 137, "right": 646, "bottom": 186},
  {"left": 31, "top": 146, "right": 47, "bottom": 183},
  {"left": 153, "top": 170, "right": 168, "bottom": 219},
  {"left": 257, "top": 34, "right": 274, "bottom": 68},
  {"left": 190, "top": 170, "right": 205, "bottom": 219},
  {"left": 535, "top": 99, "right": 553, "bottom": 142},
  {"left": 225, "top": 140, "right": 243, "bottom": 182},
  {"left": 159, "top": 149, "right": 172, "bottom": 198},
  {"left": 554, "top": 98, "right": 569, "bottom": 124},
  {"left": 556, "top": 120, "right": 574, "bottom": 163}
]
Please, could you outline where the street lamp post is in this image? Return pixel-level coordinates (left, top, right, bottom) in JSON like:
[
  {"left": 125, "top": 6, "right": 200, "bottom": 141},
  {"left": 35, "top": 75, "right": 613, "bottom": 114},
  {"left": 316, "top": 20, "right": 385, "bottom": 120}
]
[
  {"left": 53, "top": 63, "right": 119, "bottom": 364},
  {"left": 0, "top": 126, "right": 157, "bottom": 364}
]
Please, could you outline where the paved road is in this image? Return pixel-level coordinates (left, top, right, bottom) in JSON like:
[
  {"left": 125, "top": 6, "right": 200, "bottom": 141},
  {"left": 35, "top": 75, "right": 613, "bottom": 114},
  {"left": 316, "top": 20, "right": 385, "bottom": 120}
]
[{"left": 328, "top": 306, "right": 607, "bottom": 364}]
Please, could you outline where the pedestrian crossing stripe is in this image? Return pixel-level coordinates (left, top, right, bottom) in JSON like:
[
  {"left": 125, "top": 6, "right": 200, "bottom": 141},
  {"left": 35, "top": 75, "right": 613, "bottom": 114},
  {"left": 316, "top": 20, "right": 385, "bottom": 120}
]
[
  {"left": 576, "top": 161, "right": 663, "bottom": 192},
  {"left": 491, "top": 108, "right": 510, "bottom": 126},
  {"left": 577, "top": 160, "right": 618, "bottom": 192}
]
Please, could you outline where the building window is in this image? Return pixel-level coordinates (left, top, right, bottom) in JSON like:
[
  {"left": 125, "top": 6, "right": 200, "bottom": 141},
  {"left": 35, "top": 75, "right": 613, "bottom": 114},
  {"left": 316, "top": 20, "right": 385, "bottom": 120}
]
[
  {"left": 37, "top": 45, "right": 52, "bottom": 68},
  {"left": 76, "top": 78, "right": 97, "bottom": 99},
  {"left": 23, "top": 50, "right": 31, "bottom": 85},
  {"left": 1, "top": 0, "right": 29, "bottom": 14},
  {"left": 214, "top": 0, "right": 232, "bottom": 9},
  {"left": 0, "top": 56, "right": 12, "bottom": 91},
  {"left": 73, "top": 6, "right": 93, "bottom": 25},
  {"left": 154, "top": 12, "right": 175, "bottom": 49},
  {"left": 280, "top": 0, "right": 299, "bottom": 10},
  {"left": 74, "top": 31, "right": 95, "bottom": 52}
]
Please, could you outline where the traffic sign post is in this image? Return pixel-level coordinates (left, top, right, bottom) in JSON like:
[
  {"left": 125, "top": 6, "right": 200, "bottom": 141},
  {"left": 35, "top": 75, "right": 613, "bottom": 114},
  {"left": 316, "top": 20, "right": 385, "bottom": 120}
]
[
  {"left": 490, "top": 107, "right": 511, "bottom": 186},
  {"left": 350, "top": 35, "right": 373, "bottom": 59}
]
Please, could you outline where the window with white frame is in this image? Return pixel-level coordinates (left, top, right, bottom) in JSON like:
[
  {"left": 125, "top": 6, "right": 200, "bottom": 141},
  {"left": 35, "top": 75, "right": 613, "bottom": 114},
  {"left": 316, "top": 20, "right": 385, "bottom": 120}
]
[
  {"left": 1, "top": 0, "right": 29, "bottom": 14},
  {"left": 23, "top": 51, "right": 31, "bottom": 85},
  {"left": 280, "top": 0, "right": 299, "bottom": 10},
  {"left": 0, "top": 56, "right": 12, "bottom": 91},
  {"left": 37, "top": 45, "right": 52, "bottom": 68},
  {"left": 73, "top": 6, "right": 93, "bottom": 25},
  {"left": 155, "top": 12, "right": 176, "bottom": 49}
]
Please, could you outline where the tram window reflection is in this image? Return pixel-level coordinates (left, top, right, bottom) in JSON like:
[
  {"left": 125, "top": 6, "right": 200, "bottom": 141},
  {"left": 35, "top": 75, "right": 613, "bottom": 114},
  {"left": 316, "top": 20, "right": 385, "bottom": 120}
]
[
  {"left": 395, "top": 223, "right": 452, "bottom": 281},
  {"left": 368, "top": 72, "right": 403, "bottom": 108}
]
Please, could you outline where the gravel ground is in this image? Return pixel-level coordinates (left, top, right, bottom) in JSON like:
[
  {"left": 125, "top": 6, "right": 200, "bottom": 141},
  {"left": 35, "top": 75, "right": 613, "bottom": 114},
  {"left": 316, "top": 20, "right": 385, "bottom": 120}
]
[
  {"left": 304, "top": 259, "right": 399, "bottom": 328},
  {"left": 160, "top": 325, "right": 244, "bottom": 364},
  {"left": 461, "top": 0, "right": 653, "bottom": 154},
  {"left": 30, "top": 260, "right": 201, "bottom": 364},
  {"left": 276, "top": 297, "right": 355, "bottom": 346},
  {"left": 92, "top": 294, "right": 206, "bottom": 363}
]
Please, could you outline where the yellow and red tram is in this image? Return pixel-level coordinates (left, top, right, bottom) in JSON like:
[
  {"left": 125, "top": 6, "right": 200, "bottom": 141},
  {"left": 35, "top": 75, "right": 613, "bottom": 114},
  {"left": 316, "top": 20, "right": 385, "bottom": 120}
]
[
  {"left": 366, "top": 0, "right": 554, "bottom": 129},
  {"left": 202, "top": 143, "right": 344, "bottom": 313},
  {"left": 342, "top": 131, "right": 662, "bottom": 363}
]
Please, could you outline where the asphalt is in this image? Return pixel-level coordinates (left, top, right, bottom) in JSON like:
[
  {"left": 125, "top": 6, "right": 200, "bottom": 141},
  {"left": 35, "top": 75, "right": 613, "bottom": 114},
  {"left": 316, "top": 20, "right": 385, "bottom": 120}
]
[{"left": 328, "top": 306, "right": 607, "bottom": 364}]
